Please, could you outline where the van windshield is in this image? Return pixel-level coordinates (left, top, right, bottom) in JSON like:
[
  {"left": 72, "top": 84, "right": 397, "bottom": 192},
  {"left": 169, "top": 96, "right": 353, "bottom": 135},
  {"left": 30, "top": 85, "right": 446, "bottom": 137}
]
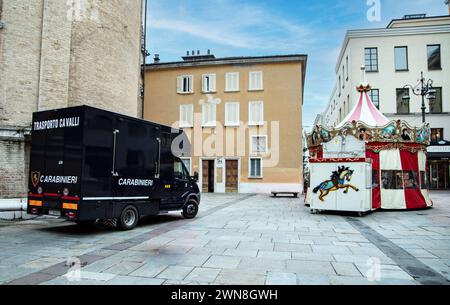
[{"left": 174, "top": 159, "right": 189, "bottom": 179}]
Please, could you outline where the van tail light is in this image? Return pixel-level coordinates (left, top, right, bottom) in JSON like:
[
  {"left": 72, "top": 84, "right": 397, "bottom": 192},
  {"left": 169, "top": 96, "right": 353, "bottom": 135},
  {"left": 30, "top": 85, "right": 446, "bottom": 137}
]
[
  {"left": 29, "top": 199, "right": 42, "bottom": 207},
  {"left": 63, "top": 203, "right": 78, "bottom": 210}
]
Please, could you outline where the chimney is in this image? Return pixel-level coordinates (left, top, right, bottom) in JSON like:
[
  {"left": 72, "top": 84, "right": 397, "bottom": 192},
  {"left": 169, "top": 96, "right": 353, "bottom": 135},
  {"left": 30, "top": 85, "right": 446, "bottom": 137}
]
[
  {"left": 181, "top": 49, "right": 216, "bottom": 61},
  {"left": 153, "top": 54, "right": 160, "bottom": 63}
]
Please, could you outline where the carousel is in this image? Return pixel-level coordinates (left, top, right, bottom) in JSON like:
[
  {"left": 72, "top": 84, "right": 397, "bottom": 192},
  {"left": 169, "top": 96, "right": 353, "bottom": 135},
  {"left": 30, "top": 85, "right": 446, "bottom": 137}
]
[{"left": 306, "top": 68, "right": 432, "bottom": 213}]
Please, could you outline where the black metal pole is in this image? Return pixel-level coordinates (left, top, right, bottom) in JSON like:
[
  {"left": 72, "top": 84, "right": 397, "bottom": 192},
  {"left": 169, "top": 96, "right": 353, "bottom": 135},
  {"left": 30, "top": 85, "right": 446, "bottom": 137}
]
[
  {"left": 141, "top": 0, "right": 148, "bottom": 119},
  {"left": 420, "top": 72, "right": 426, "bottom": 123}
]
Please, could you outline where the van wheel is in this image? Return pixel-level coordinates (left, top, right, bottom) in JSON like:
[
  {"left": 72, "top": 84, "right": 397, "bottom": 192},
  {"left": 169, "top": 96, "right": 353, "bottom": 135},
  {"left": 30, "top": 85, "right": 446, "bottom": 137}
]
[
  {"left": 182, "top": 199, "right": 198, "bottom": 219},
  {"left": 119, "top": 205, "right": 139, "bottom": 230}
]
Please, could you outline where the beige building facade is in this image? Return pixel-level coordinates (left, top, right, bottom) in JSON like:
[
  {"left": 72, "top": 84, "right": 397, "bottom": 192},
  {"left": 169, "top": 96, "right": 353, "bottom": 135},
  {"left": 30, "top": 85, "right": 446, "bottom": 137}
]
[
  {"left": 0, "top": 0, "right": 143, "bottom": 209},
  {"left": 145, "top": 54, "right": 307, "bottom": 194}
]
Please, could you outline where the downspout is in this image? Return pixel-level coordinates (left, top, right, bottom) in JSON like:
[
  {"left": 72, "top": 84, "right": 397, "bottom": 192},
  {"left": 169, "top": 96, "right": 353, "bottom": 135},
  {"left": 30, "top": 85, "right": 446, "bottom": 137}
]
[{"left": 141, "top": 0, "right": 148, "bottom": 119}]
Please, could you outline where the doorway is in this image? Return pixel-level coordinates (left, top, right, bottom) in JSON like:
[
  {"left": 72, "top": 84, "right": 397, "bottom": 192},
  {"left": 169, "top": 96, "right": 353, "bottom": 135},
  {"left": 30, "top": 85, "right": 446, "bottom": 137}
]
[
  {"left": 429, "top": 161, "right": 450, "bottom": 190},
  {"left": 225, "top": 160, "right": 239, "bottom": 193},
  {"left": 202, "top": 160, "right": 215, "bottom": 193}
]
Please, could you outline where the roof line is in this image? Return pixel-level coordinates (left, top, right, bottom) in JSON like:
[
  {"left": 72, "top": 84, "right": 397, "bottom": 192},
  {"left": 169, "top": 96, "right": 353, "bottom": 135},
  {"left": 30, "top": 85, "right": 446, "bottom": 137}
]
[
  {"left": 335, "top": 24, "right": 450, "bottom": 72},
  {"left": 387, "top": 15, "right": 450, "bottom": 28},
  {"left": 145, "top": 54, "right": 307, "bottom": 69}
]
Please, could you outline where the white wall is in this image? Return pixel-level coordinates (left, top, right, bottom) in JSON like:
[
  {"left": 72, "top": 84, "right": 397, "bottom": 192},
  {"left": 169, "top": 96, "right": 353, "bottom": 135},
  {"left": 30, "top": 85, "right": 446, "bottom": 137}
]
[{"left": 324, "top": 24, "right": 450, "bottom": 138}]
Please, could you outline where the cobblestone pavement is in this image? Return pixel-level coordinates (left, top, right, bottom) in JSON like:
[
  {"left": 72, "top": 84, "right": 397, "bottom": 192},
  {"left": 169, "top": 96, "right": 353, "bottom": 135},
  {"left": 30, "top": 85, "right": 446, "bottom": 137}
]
[{"left": 0, "top": 192, "right": 449, "bottom": 285}]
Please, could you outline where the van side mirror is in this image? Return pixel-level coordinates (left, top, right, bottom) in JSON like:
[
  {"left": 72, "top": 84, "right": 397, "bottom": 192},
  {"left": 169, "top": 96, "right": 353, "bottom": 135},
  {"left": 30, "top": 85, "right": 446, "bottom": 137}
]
[{"left": 193, "top": 171, "right": 199, "bottom": 182}]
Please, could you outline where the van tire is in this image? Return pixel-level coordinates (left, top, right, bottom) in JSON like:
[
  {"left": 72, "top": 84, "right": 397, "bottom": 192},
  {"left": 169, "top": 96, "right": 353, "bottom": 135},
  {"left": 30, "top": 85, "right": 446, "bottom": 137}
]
[
  {"left": 182, "top": 199, "right": 199, "bottom": 219},
  {"left": 119, "top": 205, "right": 139, "bottom": 230}
]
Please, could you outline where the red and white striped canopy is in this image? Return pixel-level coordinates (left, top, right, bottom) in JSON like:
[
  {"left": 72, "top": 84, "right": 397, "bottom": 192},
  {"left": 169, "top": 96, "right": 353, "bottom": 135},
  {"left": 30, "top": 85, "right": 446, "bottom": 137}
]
[{"left": 336, "top": 83, "right": 389, "bottom": 128}]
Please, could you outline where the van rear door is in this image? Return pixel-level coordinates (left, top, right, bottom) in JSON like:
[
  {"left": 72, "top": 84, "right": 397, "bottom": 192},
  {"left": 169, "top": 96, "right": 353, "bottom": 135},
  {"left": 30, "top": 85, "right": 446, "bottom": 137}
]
[{"left": 29, "top": 108, "right": 83, "bottom": 211}]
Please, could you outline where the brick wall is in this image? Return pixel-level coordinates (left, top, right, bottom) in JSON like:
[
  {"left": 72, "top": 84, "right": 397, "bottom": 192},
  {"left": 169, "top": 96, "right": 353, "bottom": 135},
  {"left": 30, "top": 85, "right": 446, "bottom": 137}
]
[
  {"left": 0, "top": 0, "right": 143, "bottom": 199},
  {"left": 0, "top": 139, "right": 30, "bottom": 198}
]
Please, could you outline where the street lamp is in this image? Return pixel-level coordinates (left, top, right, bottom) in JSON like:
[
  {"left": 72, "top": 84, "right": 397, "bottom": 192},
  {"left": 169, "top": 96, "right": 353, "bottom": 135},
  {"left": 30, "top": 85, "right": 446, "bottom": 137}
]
[{"left": 402, "top": 72, "right": 435, "bottom": 123}]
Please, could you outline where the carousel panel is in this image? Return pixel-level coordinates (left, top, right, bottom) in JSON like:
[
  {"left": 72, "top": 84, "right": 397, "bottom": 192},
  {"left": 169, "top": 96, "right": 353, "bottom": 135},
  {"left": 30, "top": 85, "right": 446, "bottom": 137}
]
[{"left": 310, "top": 161, "right": 372, "bottom": 213}]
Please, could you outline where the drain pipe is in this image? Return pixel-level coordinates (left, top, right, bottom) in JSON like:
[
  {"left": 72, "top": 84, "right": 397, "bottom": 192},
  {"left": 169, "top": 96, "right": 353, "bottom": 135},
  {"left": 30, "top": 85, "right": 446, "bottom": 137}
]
[{"left": 0, "top": 200, "right": 27, "bottom": 212}]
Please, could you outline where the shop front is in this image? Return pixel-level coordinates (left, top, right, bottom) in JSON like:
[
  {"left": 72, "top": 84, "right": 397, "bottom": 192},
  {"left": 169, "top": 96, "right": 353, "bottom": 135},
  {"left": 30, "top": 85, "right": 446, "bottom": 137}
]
[{"left": 427, "top": 143, "right": 450, "bottom": 190}]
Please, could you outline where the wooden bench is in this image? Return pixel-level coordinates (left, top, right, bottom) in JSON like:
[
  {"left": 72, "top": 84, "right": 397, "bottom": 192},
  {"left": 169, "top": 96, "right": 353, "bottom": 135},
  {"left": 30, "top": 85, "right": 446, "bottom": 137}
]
[{"left": 271, "top": 191, "right": 299, "bottom": 198}]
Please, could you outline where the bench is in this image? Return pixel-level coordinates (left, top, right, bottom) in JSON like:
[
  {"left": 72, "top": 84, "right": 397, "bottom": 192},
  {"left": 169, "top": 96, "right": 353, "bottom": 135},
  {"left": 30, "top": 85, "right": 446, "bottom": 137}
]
[{"left": 271, "top": 191, "right": 299, "bottom": 198}]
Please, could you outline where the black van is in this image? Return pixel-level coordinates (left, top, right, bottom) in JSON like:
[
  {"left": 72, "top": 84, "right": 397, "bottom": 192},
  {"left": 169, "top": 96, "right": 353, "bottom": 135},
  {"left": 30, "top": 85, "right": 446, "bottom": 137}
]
[{"left": 27, "top": 106, "right": 200, "bottom": 230}]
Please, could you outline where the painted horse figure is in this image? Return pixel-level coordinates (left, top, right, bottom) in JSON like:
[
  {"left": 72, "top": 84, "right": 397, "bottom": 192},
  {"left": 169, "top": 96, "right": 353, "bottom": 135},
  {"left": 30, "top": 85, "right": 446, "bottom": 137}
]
[{"left": 312, "top": 166, "right": 359, "bottom": 202}]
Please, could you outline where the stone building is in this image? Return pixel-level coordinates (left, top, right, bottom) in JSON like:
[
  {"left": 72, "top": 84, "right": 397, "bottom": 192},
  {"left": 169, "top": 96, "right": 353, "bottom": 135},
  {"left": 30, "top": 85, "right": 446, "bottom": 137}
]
[
  {"left": 145, "top": 52, "right": 307, "bottom": 194},
  {"left": 0, "top": 0, "right": 143, "bottom": 212}
]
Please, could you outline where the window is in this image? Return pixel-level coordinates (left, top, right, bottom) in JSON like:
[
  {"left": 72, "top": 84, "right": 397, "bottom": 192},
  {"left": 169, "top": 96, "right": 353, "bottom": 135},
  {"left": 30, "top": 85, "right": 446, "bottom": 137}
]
[
  {"left": 395, "top": 46, "right": 408, "bottom": 71},
  {"left": 225, "top": 72, "right": 239, "bottom": 92},
  {"left": 403, "top": 171, "right": 419, "bottom": 189},
  {"left": 396, "top": 88, "right": 409, "bottom": 114},
  {"left": 249, "top": 158, "right": 262, "bottom": 178},
  {"left": 346, "top": 56, "right": 349, "bottom": 80},
  {"left": 369, "top": 89, "right": 380, "bottom": 109},
  {"left": 372, "top": 170, "right": 379, "bottom": 189},
  {"left": 177, "top": 75, "right": 193, "bottom": 94},
  {"left": 179, "top": 104, "right": 194, "bottom": 128},
  {"left": 248, "top": 101, "right": 264, "bottom": 126},
  {"left": 420, "top": 171, "right": 428, "bottom": 189},
  {"left": 202, "top": 103, "right": 216, "bottom": 127},
  {"left": 174, "top": 159, "right": 189, "bottom": 179},
  {"left": 249, "top": 71, "right": 263, "bottom": 91},
  {"left": 429, "top": 87, "right": 442, "bottom": 114},
  {"left": 364, "top": 48, "right": 378, "bottom": 72},
  {"left": 342, "top": 66, "right": 345, "bottom": 88},
  {"left": 381, "top": 170, "right": 403, "bottom": 189},
  {"left": 338, "top": 76, "right": 341, "bottom": 96},
  {"left": 202, "top": 74, "right": 216, "bottom": 93},
  {"left": 427, "top": 45, "right": 441, "bottom": 70},
  {"left": 251, "top": 135, "right": 267, "bottom": 154},
  {"left": 431, "top": 128, "right": 444, "bottom": 142},
  {"left": 181, "top": 158, "right": 191, "bottom": 175},
  {"left": 225, "top": 102, "right": 240, "bottom": 126}
]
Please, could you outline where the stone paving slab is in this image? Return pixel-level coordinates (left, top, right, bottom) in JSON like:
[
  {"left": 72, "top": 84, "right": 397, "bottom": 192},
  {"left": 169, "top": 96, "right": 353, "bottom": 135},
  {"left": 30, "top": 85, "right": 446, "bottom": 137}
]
[{"left": 1, "top": 192, "right": 450, "bottom": 285}]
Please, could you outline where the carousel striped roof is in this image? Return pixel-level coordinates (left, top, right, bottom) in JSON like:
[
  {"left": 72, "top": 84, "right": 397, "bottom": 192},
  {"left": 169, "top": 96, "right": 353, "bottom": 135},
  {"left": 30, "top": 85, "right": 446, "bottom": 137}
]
[{"left": 336, "top": 80, "right": 390, "bottom": 128}]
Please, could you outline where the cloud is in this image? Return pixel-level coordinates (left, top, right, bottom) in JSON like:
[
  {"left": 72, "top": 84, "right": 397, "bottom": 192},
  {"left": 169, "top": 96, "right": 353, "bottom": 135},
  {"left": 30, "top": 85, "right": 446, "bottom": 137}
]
[{"left": 148, "top": 0, "right": 315, "bottom": 51}]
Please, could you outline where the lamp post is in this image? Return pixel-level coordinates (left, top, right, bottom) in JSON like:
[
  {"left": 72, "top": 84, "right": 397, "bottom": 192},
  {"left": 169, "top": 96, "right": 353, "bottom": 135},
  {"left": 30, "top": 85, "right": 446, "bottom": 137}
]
[{"left": 402, "top": 72, "right": 436, "bottom": 124}]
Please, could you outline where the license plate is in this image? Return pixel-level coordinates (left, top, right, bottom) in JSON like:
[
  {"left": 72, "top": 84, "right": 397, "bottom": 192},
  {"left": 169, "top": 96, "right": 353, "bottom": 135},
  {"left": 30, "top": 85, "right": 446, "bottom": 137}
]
[{"left": 48, "top": 210, "right": 61, "bottom": 216}]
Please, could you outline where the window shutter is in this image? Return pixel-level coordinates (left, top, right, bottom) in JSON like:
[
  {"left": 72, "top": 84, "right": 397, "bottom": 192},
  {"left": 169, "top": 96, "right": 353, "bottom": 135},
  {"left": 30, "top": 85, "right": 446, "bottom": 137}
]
[
  {"left": 177, "top": 76, "right": 183, "bottom": 93},
  {"left": 202, "top": 104, "right": 207, "bottom": 125},
  {"left": 256, "top": 72, "right": 261, "bottom": 90},
  {"left": 210, "top": 74, "right": 216, "bottom": 92},
  {"left": 202, "top": 75, "right": 207, "bottom": 92},
  {"left": 225, "top": 102, "right": 239, "bottom": 126},
  {"left": 189, "top": 76, "right": 194, "bottom": 93},
  {"left": 258, "top": 102, "right": 264, "bottom": 124}
]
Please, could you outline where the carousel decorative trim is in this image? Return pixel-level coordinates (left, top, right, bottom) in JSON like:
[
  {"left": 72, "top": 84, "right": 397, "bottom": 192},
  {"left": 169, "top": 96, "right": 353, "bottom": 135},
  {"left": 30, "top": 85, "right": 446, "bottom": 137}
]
[
  {"left": 306, "top": 119, "right": 430, "bottom": 148},
  {"left": 366, "top": 142, "right": 427, "bottom": 154},
  {"left": 310, "top": 158, "right": 372, "bottom": 163}
]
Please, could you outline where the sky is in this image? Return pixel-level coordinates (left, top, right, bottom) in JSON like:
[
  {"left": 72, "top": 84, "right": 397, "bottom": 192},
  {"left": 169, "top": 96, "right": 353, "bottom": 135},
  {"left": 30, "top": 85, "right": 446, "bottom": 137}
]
[{"left": 145, "top": 0, "right": 448, "bottom": 129}]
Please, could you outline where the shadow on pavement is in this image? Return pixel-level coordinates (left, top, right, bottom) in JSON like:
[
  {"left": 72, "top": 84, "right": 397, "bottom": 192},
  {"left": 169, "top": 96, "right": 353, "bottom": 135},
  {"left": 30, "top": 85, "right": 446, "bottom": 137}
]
[{"left": 37, "top": 213, "right": 183, "bottom": 236}]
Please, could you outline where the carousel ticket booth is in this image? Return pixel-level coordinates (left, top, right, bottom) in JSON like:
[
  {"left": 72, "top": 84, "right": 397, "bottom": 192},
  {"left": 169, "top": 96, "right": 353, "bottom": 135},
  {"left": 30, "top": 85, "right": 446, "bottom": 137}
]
[{"left": 306, "top": 72, "right": 433, "bottom": 215}]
